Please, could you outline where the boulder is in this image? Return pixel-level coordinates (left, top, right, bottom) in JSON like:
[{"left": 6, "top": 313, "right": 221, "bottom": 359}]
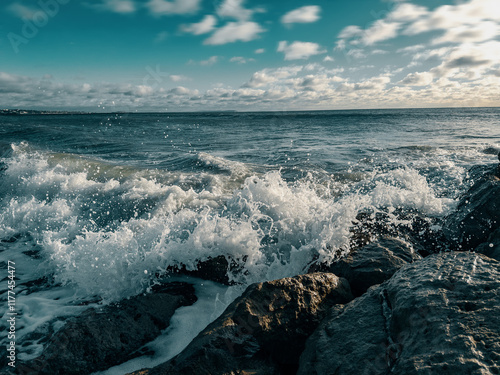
[
  {"left": 18, "top": 282, "right": 197, "bottom": 375},
  {"left": 165, "top": 255, "right": 246, "bottom": 285},
  {"left": 314, "top": 237, "right": 421, "bottom": 296},
  {"left": 130, "top": 273, "right": 353, "bottom": 375},
  {"left": 476, "top": 227, "right": 500, "bottom": 261},
  {"left": 443, "top": 165, "right": 500, "bottom": 250},
  {"left": 298, "top": 252, "right": 500, "bottom": 375},
  {"left": 349, "top": 210, "right": 446, "bottom": 256}
]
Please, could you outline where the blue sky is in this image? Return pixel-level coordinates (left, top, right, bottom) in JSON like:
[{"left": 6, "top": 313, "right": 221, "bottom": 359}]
[{"left": 1, "top": 0, "right": 500, "bottom": 111}]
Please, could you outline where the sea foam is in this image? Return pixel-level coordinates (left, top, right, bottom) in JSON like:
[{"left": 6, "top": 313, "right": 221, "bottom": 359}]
[{"left": 1, "top": 143, "right": 457, "bottom": 303}]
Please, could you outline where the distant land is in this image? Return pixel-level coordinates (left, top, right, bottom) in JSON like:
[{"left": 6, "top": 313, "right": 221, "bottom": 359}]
[
  {"left": 0, "top": 109, "right": 90, "bottom": 115},
  {"left": 0, "top": 109, "right": 241, "bottom": 115}
]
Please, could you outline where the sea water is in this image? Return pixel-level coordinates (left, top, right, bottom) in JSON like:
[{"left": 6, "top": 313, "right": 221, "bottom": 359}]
[{"left": 0, "top": 108, "right": 498, "bottom": 371}]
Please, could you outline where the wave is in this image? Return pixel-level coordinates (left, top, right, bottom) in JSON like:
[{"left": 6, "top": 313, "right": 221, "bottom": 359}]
[{"left": 0, "top": 142, "right": 457, "bottom": 303}]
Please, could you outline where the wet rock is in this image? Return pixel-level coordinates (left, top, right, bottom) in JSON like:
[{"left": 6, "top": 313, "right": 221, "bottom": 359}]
[
  {"left": 298, "top": 252, "right": 500, "bottom": 375},
  {"left": 444, "top": 165, "right": 500, "bottom": 250},
  {"left": 130, "top": 273, "right": 353, "bottom": 375},
  {"left": 18, "top": 282, "right": 197, "bottom": 375},
  {"left": 316, "top": 237, "right": 421, "bottom": 296},
  {"left": 349, "top": 210, "right": 446, "bottom": 256},
  {"left": 348, "top": 211, "right": 400, "bottom": 249},
  {"left": 165, "top": 255, "right": 244, "bottom": 285},
  {"left": 476, "top": 227, "right": 500, "bottom": 261}
]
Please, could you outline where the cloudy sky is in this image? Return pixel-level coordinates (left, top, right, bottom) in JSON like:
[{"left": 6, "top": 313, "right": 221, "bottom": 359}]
[{"left": 1, "top": 0, "right": 500, "bottom": 111}]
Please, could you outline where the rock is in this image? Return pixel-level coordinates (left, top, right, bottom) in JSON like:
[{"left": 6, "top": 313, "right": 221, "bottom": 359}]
[
  {"left": 18, "top": 282, "right": 197, "bottom": 375},
  {"left": 298, "top": 252, "right": 500, "bottom": 375},
  {"left": 348, "top": 211, "right": 447, "bottom": 256},
  {"left": 130, "top": 273, "right": 353, "bottom": 375},
  {"left": 165, "top": 255, "right": 245, "bottom": 285},
  {"left": 320, "top": 237, "right": 421, "bottom": 296},
  {"left": 444, "top": 165, "right": 500, "bottom": 250},
  {"left": 476, "top": 227, "right": 500, "bottom": 261}
]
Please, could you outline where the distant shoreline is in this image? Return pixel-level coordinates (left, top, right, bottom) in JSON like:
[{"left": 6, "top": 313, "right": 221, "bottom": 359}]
[
  {"left": 1, "top": 107, "right": 499, "bottom": 116},
  {"left": 0, "top": 109, "right": 90, "bottom": 116}
]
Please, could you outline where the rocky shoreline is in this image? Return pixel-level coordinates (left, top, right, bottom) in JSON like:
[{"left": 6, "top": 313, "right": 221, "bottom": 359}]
[{"left": 7, "top": 163, "right": 500, "bottom": 375}]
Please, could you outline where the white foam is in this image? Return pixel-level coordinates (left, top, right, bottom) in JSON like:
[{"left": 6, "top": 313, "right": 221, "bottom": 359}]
[{"left": 1, "top": 144, "right": 462, "bottom": 302}]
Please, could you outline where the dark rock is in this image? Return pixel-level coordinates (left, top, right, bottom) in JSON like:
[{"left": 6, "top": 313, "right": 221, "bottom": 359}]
[
  {"left": 349, "top": 210, "right": 446, "bottom": 256},
  {"left": 130, "top": 273, "right": 353, "bottom": 375},
  {"left": 443, "top": 165, "right": 500, "bottom": 250},
  {"left": 348, "top": 211, "right": 400, "bottom": 250},
  {"left": 165, "top": 255, "right": 241, "bottom": 285},
  {"left": 18, "top": 282, "right": 197, "bottom": 375},
  {"left": 313, "top": 237, "right": 421, "bottom": 296},
  {"left": 298, "top": 252, "right": 500, "bottom": 375},
  {"left": 476, "top": 227, "right": 500, "bottom": 261}
]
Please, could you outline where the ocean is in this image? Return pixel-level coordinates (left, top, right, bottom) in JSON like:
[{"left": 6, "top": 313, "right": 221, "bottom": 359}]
[{"left": 1, "top": 108, "right": 499, "bottom": 373}]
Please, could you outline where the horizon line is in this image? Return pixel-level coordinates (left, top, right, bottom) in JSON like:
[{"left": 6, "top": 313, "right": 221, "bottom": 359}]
[{"left": 2, "top": 106, "right": 500, "bottom": 115}]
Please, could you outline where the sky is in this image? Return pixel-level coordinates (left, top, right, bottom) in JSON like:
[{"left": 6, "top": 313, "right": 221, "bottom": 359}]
[{"left": 1, "top": 0, "right": 500, "bottom": 111}]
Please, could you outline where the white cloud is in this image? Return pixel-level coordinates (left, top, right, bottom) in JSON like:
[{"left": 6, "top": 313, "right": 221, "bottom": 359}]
[
  {"left": 200, "top": 56, "right": 219, "bottom": 66},
  {"left": 399, "top": 72, "right": 434, "bottom": 86},
  {"left": 405, "top": 0, "right": 500, "bottom": 35},
  {"left": 337, "top": 19, "right": 400, "bottom": 47},
  {"left": 388, "top": 3, "right": 428, "bottom": 22},
  {"left": 431, "top": 21, "right": 499, "bottom": 45},
  {"left": 146, "top": 0, "right": 200, "bottom": 15},
  {"left": 441, "top": 41, "right": 500, "bottom": 71},
  {"left": 85, "top": 0, "right": 136, "bottom": 14},
  {"left": 396, "top": 44, "right": 425, "bottom": 54},
  {"left": 396, "top": 41, "right": 500, "bottom": 92},
  {"left": 217, "top": 0, "right": 253, "bottom": 21},
  {"left": 168, "top": 86, "right": 197, "bottom": 95},
  {"left": 181, "top": 15, "right": 217, "bottom": 35},
  {"left": 134, "top": 85, "right": 154, "bottom": 96},
  {"left": 255, "top": 48, "right": 265, "bottom": 54},
  {"left": 362, "top": 20, "right": 401, "bottom": 45},
  {"left": 346, "top": 49, "right": 366, "bottom": 59},
  {"left": 336, "top": 76, "right": 391, "bottom": 93},
  {"left": 323, "top": 56, "right": 334, "bottom": 62},
  {"left": 295, "top": 74, "right": 339, "bottom": 92},
  {"left": 0, "top": 71, "right": 31, "bottom": 93},
  {"left": 243, "top": 66, "right": 303, "bottom": 88},
  {"left": 204, "top": 21, "right": 264, "bottom": 45},
  {"left": 230, "top": 56, "right": 256, "bottom": 64},
  {"left": 170, "top": 75, "right": 190, "bottom": 82},
  {"left": 338, "top": 25, "right": 363, "bottom": 39},
  {"left": 2, "top": 65, "right": 500, "bottom": 111},
  {"left": 336, "top": 0, "right": 500, "bottom": 50},
  {"left": 277, "top": 41, "right": 325, "bottom": 60},
  {"left": 281, "top": 6, "right": 321, "bottom": 25},
  {"left": 411, "top": 47, "right": 453, "bottom": 62}
]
